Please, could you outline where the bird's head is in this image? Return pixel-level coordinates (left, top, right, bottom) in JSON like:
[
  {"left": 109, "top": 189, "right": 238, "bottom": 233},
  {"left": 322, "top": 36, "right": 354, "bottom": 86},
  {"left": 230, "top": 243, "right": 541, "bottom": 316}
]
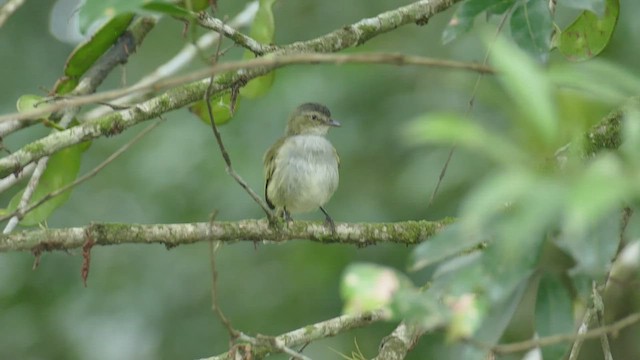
[{"left": 285, "top": 103, "right": 340, "bottom": 136}]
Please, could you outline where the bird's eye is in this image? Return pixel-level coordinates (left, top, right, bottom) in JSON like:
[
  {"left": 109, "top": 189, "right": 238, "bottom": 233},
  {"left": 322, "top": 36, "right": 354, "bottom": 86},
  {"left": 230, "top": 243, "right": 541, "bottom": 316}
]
[{"left": 311, "top": 114, "right": 318, "bottom": 121}]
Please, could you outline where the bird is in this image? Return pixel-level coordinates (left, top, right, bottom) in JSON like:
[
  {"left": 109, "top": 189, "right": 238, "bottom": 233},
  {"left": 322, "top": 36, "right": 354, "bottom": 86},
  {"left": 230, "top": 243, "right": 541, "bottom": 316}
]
[{"left": 263, "top": 102, "right": 341, "bottom": 230}]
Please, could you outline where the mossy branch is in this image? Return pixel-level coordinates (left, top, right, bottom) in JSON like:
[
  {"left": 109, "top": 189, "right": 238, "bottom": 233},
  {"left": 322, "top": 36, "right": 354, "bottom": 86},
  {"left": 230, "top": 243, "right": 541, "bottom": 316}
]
[{"left": 0, "top": 219, "right": 453, "bottom": 253}]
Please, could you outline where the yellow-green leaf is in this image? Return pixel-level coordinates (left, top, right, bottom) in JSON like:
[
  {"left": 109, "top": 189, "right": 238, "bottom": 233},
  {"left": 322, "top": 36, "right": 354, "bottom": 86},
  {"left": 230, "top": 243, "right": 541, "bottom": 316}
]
[
  {"left": 58, "top": 12, "right": 135, "bottom": 95},
  {"left": 557, "top": 0, "right": 619, "bottom": 61},
  {"left": 189, "top": 93, "right": 239, "bottom": 125}
]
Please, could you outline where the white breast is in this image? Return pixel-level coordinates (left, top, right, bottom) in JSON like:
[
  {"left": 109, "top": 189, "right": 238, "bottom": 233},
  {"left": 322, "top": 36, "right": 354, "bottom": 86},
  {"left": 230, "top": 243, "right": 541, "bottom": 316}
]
[{"left": 268, "top": 135, "right": 339, "bottom": 213}]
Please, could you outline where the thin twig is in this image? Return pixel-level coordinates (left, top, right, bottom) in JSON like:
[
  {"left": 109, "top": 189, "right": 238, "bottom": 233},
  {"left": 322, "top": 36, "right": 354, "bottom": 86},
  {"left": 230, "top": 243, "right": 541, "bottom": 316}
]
[
  {"left": 1, "top": 52, "right": 494, "bottom": 125},
  {"left": 427, "top": 8, "right": 511, "bottom": 208},
  {"left": 208, "top": 239, "right": 238, "bottom": 339},
  {"left": 592, "top": 283, "right": 613, "bottom": 360},
  {"left": 0, "top": 121, "right": 162, "bottom": 224},
  {"left": 568, "top": 307, "right": 595, "bottom": 360},
  {"left": 0, "top": 0, "right": 25, "bottom": 28},
  {"left": 204, "top": 76, "right": 274, "bottom": 218},
  {"left": 491, "top": 312, "right": 640, "bottom": 354},
  {"left": 569, "top": 207, "right": 633, "bottom": 359}
]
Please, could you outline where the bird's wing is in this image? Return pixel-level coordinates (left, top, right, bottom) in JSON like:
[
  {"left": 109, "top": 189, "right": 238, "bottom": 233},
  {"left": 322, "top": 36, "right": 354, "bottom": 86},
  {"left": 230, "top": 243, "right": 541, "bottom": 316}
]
[
  {"left": 334, "top": 146, "right": 340, "bottom": 169},
  {"left": 263, "top": 138, "right": 285, "bottom": 210}
]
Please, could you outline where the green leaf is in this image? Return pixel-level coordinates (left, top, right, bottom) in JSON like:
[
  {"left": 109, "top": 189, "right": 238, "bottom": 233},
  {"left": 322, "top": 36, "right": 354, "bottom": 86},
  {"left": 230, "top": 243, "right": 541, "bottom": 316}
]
[
  {"left": 405, "top": 112, "right": 527, "bottom": 165},
  {"left": 8, "top": 143, "right": 89, "bottom": 226},
  {"left": 490, "top": 35, "right": 558, "bottom": 148},
  {"left": 79, "top": 0, "right": 145, "bottom": 33},
  {"left": 557, "top": 0, "right": 619, "bottom": 62},
  {"left": 455, "top": 277, "right": 530, "bottom": 359},
  {"left": 442, "top": 0, "right": 509, "bottom": 44},
  {"left": 185, "top": 0, "right": 211, "bottom": 12},
  {"left": 240, "top": 0, "right": 277, "bottom": 99},
  {"left": 535, "top": 273, "right": 574, "bottom": 360},
  {"left": 142, "top": 2, "right": 194, "bottom": 18},
  {"left": 564, "top": 154, "right": 629, "bottom": 235},
  {"left": 486, "top": 0, "right": 516, "bottom": 15},
  {"left": 340, "top": 263, "right": 414, "bottom": 315},
  {"left": 509, "top": 0, "right": 553, "bottom": 61},
  {"left": 558, "top": 210, "right": 620, "bottom": 280},
  {"left": 408, "top": 223, "right": 487, "bottom": 272},
  {"left": 16, "top": 95, "right": 50, "bottom": 121},
  {"left": 561, "top": 0, "right": 606, "bottom": 17},
  {"left": 189, "top": 92, "right": 239, "bottom": 125},
  {"left": 61, "top": 12, "right": 135, "bottom": 94}
]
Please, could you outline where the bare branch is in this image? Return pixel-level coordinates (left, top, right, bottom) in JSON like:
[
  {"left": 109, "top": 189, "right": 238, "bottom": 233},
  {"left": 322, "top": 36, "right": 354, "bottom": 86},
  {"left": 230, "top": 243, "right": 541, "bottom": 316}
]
[
  {"left": 491, "top": 312, "right": 640, "bottom": 354},
  {"left": 0, "top": 50, "right": 489, "bottom": 127},
  {"left": 209, "top": 239, "right": 239, "bottom": 339},
  {"left": 0, "top": 162, "right": 34, "bottom": 193},
  {"left": 196, "top": 12, "right": 272, "bottom": 55},
  {"left": 0, "top": 219, "right": 450, "bottom": 253},
  {"left": 0, "top": 0, "right": 25, "bottom": 28},
  {"left": 373, "top": 322, "right": 425, "bottom": 360},
  {"left": 568, "top": 308, "right": 595, "bottom": 360},
  {"left": 0, "top": 0, "right": 465, "bottom": 125},
  {"left": 3, "top": 157, "right": 48, "bottom": 234},
  {"left": 200, "top": 310, "right": 386, "bottom": 360}
]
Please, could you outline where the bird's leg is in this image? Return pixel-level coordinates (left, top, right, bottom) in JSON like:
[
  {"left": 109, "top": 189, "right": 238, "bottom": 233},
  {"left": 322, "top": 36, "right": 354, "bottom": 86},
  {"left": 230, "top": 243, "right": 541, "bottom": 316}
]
[
  {"left": 319, "top": 206, "right": 336, "bottom": 233},
  {"left": 282, "top": 207, "right": 293, "bottom": 224}
]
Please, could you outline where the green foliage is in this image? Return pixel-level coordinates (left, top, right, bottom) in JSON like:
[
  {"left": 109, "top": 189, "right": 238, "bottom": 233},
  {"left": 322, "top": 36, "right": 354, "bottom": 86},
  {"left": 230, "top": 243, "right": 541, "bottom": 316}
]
[
  {"left": 408, "top": 223, "right": 487, "bottom": 272},
  {"left": 141, "top": 2, "right": 195, "bottom": 18},
  {"left": 442, "top": 0, "right": 512, "bottom": 44},
  {"left": 390, "top": 37, "right": 640, "bottom": 354},
  {"left": 55, "top": 13, "right": 134, "bottom": 94},
  {"left": 444, "top": 0, "right": 617, "bottom": 62},
  {"left": 510, "top": 0, "right": 553, "bottom": 61},
  {"left": 535, "top": 273, "right": 573, "bottom": 359},
  {"left": 7, "top": 142, "right": 89, "bottom": 226},
  {"left": 562, "top": 0, "right": 606, "bottom": 15},
  {"left": 189, "top": 92, "right": 239, "bottom": 125},
  {"left": 16, "top": 95, "right": 50, "bottom": 121},
  {"left": 557, "top": 0, "right": 620, "bottom": 62},
  {"left": 239, "top": 0, "right": 277, "bottom": 99},
  {"left": 78, "top": 0, "right": 193, "bottom": 33}
]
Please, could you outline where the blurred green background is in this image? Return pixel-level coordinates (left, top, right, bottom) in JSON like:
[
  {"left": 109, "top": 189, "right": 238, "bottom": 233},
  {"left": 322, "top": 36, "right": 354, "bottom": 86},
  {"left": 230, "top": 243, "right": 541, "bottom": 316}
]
[{"left": 1, "top": 0, "right": 639, "bottom": 359}]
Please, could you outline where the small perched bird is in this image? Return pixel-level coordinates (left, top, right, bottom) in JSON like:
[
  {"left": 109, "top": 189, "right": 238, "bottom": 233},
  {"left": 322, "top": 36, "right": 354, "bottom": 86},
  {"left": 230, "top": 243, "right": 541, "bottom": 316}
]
[{"left": 263, "top": 103, "right": 341, "bottom": 229}]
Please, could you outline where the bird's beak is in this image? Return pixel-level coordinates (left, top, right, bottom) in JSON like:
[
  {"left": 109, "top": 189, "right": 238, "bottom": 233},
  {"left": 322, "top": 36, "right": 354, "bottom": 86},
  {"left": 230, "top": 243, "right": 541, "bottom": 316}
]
[{"left": 328, "top": 119, "right": 341, "bottom": 127}]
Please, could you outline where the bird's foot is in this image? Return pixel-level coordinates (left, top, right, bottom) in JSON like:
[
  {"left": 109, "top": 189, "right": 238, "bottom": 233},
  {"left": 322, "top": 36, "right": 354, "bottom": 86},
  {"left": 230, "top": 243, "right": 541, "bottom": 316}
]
[{"left": 320, "top": 206, "right": 336, "bottom": 233}]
